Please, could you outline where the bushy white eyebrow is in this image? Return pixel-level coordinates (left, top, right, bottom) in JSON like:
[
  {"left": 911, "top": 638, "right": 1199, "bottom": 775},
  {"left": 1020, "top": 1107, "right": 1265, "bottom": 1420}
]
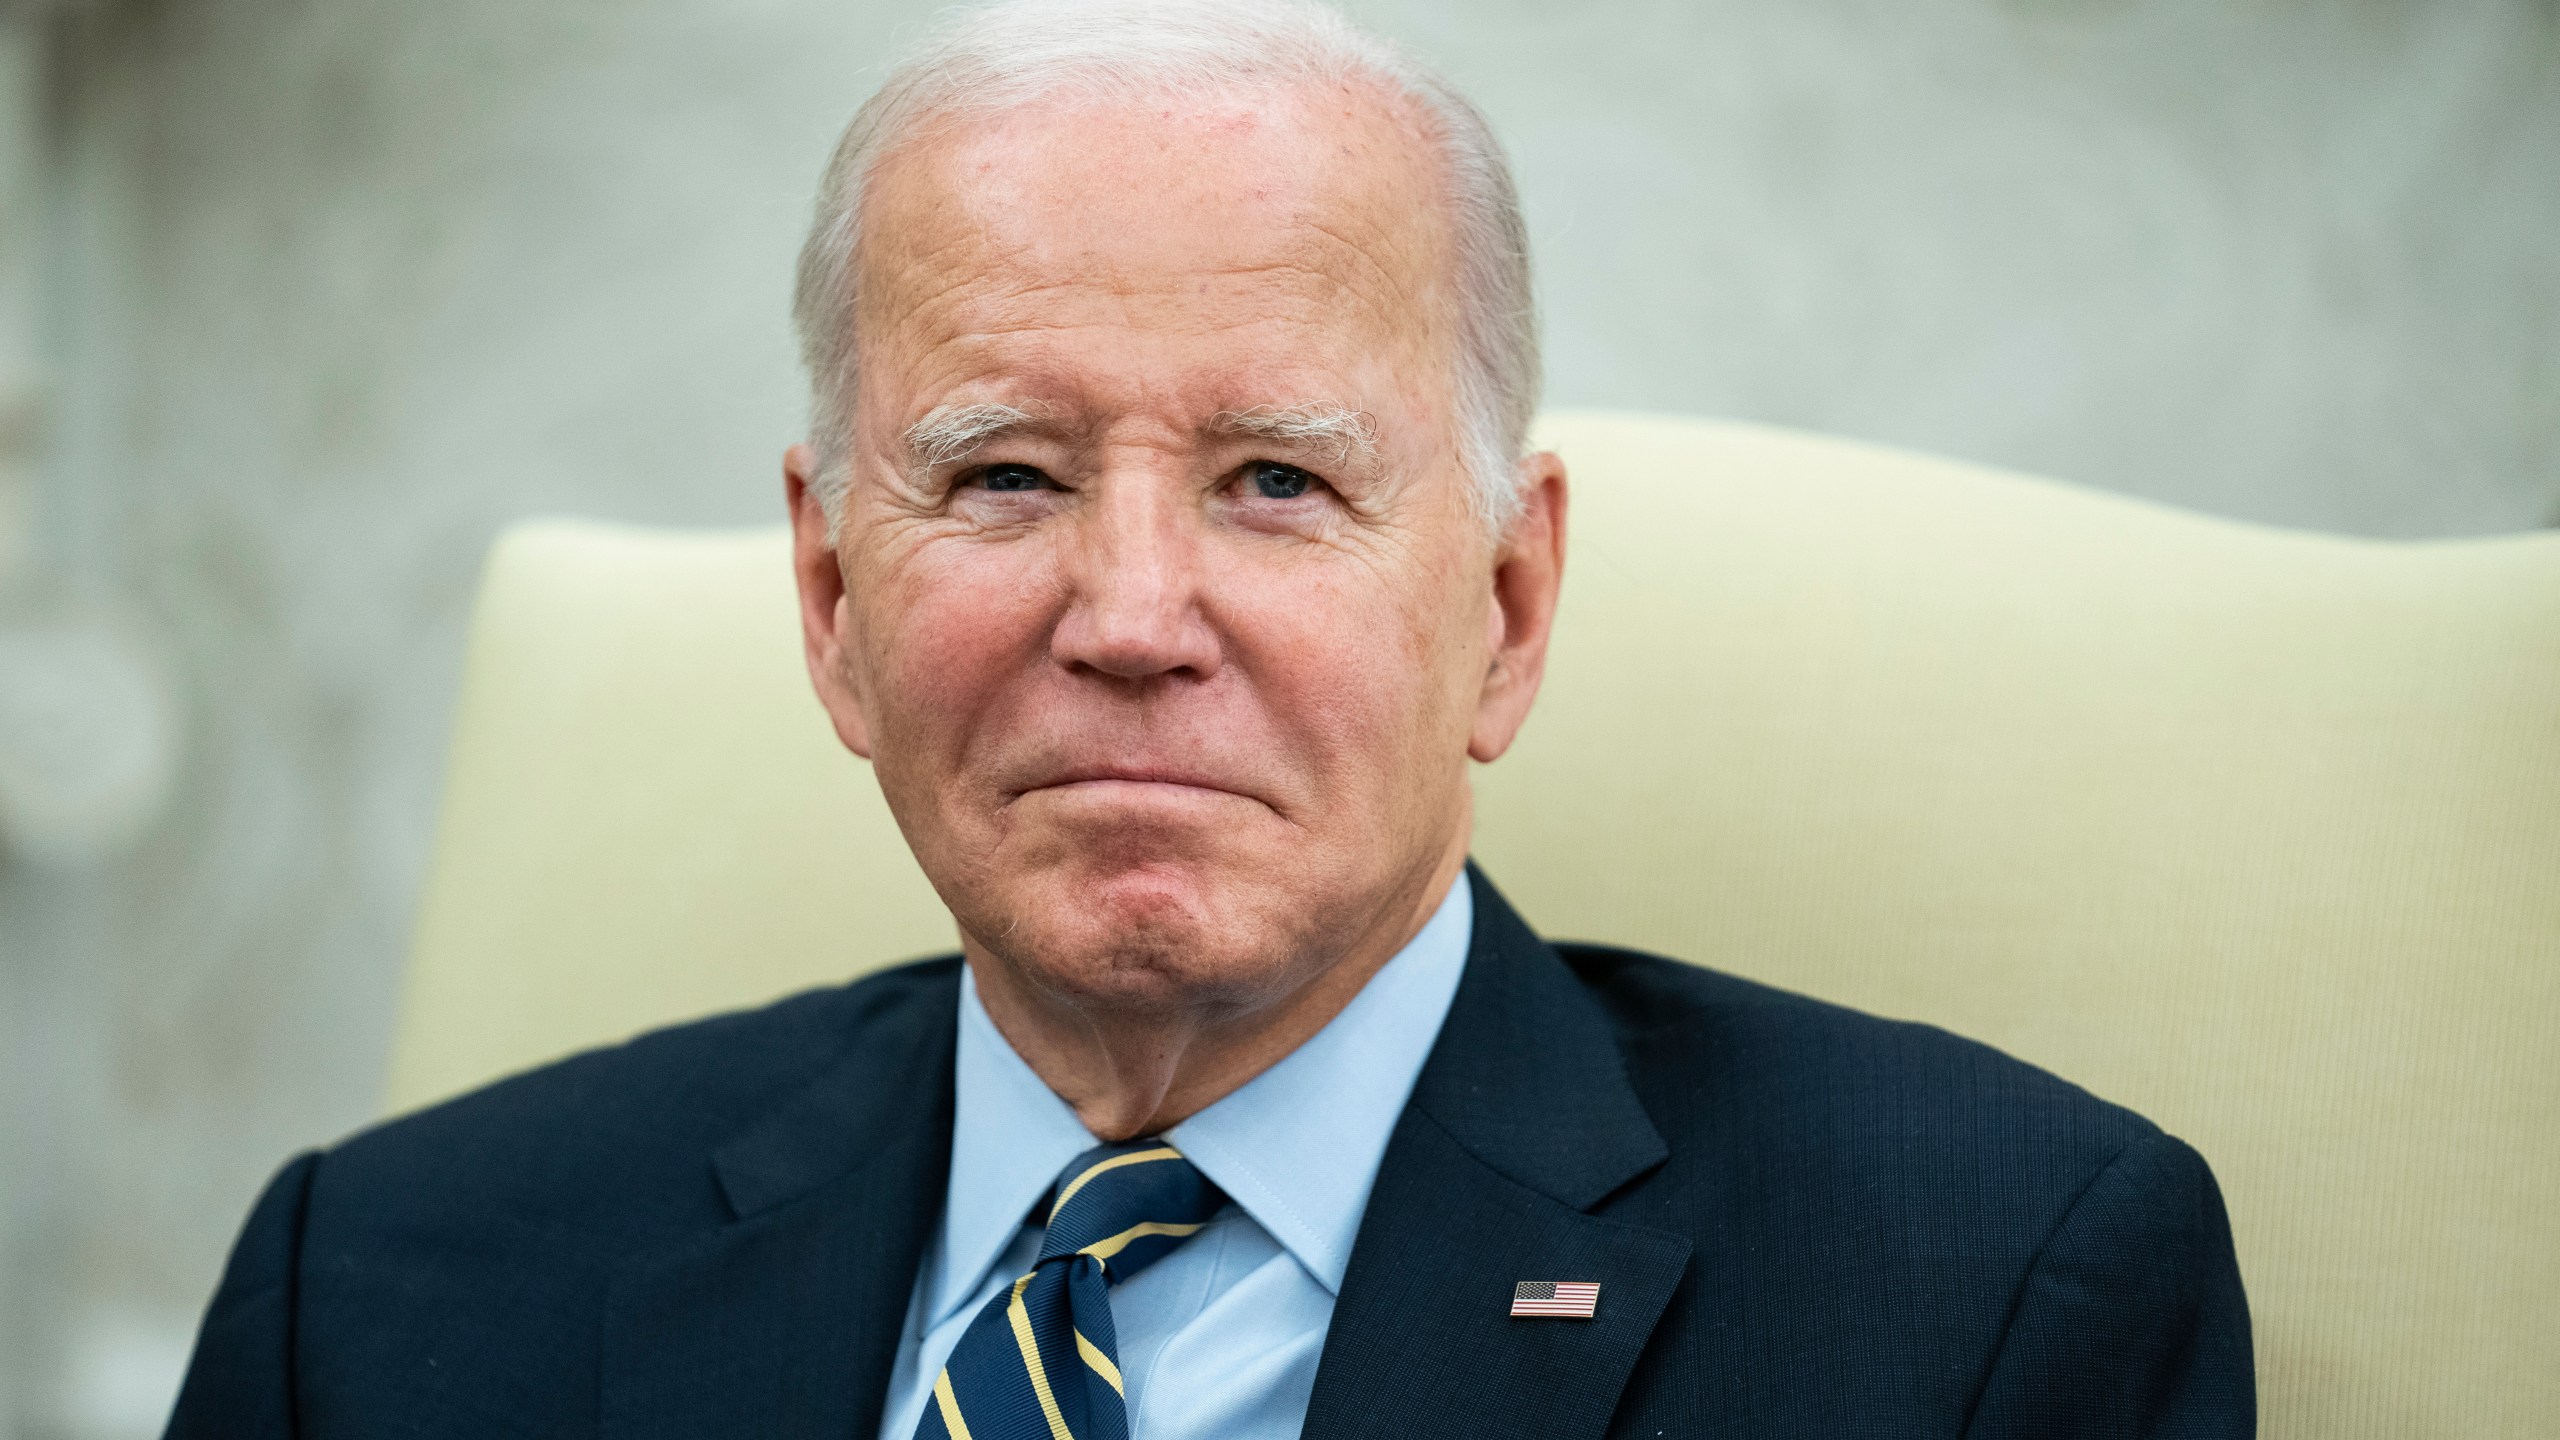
[
  {"left": 900, "top": 400, "right": 1381, "bottom": 479},
  {"left": 1216, "top": 404, "right": 1380, "bottom": 468},
  {"left": 902, "top": 401, "right": 1044, "bottom": 472}
]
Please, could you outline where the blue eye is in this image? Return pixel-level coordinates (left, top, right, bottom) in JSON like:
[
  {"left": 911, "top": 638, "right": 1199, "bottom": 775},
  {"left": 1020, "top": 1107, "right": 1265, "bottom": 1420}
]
[
  {"left": 976, "top": 464, "right": 1053, "bottom": 493},
  {"left": 1248, "top": 462, "right": 1315, "bottom": 499}
]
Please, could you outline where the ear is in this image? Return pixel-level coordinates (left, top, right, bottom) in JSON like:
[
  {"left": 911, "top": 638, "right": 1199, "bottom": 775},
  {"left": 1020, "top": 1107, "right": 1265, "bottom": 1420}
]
[
  {"left": 1468, "top": 451, "right": 1568, "bottom": 763},
  {"left": 785, "top": 444, "right": 875, "bottom": 759}
]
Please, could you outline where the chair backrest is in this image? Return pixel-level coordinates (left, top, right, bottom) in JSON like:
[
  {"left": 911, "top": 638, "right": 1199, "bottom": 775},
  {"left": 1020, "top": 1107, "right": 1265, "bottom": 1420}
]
[{"left": 391, "top": 410, "right": 2560, "bottom": 1440}]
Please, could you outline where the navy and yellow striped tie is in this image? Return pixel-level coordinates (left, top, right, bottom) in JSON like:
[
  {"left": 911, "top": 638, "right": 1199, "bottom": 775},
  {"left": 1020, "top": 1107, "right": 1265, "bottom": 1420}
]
[{"left": 915, "top": 1139, "right": 1226, "bottom": 1440}]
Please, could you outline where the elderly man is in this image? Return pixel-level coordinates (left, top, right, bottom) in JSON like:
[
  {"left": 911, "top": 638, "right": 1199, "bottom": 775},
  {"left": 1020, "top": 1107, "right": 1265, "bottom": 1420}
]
[{"left": 168, "top": 2, "right": 2251, "bottom": 1437}]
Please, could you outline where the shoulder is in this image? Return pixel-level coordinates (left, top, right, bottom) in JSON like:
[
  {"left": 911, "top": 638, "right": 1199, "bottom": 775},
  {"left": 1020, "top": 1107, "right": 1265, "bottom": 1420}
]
[
  {"left": 1551, "top": 944, "right": 2251, "bottom": 1431},
  {"left": 1567, "top": 941, "right": 2154, "bottom": 1137},
  {"left": 1558, "top": 942, "right": 2165, "bottom": 1224},
  {"left": 183, "top": 958, "right": 961, "bottom": 1421},
  {"left": 315, "top": 955, "right": 961, "bottom": 1237}
]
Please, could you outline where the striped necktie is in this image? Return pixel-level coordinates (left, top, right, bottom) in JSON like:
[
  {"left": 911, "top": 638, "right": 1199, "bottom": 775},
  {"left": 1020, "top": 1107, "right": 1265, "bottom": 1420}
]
[{"left": 915, "top": 1139, "right": 1227, "bottom": 1440}]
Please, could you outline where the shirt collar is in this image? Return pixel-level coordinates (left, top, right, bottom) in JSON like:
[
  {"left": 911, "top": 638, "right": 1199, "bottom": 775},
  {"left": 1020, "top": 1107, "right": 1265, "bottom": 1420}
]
[
  {"left": 1169, "top": 875, "right": 1472, "bottom": 1294},
  {"left": 929, "top": 875, "right": 1473, "bottom": 1324},
  {"left": 928, "top": 969, "right": 1093, "bottom": 1329}
]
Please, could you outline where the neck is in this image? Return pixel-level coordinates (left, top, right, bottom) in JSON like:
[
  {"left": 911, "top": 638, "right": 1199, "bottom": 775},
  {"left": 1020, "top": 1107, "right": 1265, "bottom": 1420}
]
[{"left": 964, "top": 840, "right": 1471, "bottom": 1142}]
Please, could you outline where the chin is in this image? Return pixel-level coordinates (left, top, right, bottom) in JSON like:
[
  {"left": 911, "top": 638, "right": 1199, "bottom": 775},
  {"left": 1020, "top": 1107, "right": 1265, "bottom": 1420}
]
[{"left": 984, "top": 853, "right": 1326, "bottom": 1014}]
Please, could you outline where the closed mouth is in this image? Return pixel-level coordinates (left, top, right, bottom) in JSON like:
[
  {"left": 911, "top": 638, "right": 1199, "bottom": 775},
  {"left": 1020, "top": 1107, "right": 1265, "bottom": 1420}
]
[{"left": 1010, "top": 767, "right": 1268, "bottom": 808}]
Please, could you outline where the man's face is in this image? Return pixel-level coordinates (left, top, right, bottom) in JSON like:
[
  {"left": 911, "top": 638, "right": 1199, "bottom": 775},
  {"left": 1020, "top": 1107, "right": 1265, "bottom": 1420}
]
[{"left": 791, "top": 83, "right": 1555, "bottom": 1019}]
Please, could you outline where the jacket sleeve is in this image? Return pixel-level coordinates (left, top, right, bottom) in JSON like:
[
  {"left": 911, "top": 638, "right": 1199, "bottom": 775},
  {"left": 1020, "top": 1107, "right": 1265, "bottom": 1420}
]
[
  {"left": 1964, "top": 1131, "right": 2255, "bottom": 1440},
  {"left": 164, "top": 1151, "right": 322, "bottom": 1440}
]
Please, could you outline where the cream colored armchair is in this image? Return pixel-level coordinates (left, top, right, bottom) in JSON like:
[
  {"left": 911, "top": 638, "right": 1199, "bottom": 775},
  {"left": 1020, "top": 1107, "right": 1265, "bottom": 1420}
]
[{"left": 390, "top": 411, "right": 2560, "bottom": 1439}]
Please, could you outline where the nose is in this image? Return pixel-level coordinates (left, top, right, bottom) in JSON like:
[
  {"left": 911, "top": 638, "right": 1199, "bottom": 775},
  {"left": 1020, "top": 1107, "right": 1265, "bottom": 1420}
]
[{"left": 1049, "top": 471, "right": 1223, "bottom": 682}]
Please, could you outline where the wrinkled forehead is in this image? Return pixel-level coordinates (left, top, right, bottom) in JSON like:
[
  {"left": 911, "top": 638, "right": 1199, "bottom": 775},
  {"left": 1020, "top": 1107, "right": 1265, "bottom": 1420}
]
[{"left": 850, "top": 81, "right": 1462, "bottom": 405}]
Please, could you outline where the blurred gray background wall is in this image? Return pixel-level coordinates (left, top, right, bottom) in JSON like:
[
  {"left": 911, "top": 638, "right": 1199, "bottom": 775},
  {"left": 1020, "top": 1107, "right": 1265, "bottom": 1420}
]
[{"left": 0, "top": 0, "right": 2552, "bottom": 1434}]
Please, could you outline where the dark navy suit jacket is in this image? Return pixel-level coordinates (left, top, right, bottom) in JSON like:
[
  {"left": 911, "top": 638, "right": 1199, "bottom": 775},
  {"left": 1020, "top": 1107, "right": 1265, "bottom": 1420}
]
[{"left": 168, "top": 868, "right": 2253, "bottom": 1438}]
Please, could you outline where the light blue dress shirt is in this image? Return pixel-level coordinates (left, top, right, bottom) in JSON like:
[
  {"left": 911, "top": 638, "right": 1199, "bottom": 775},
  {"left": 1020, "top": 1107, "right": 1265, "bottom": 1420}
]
[{"left": 876, "top": 877, "right": 1474, "bottom": 1440}]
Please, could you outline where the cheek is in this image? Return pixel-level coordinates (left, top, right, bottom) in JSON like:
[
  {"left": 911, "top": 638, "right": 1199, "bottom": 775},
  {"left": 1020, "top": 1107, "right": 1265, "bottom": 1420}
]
[
  {"left": 1219, "top": 542, "right": 1484, "bottom": 786},
  {"left": 855, "top": 539, "right": 1058, "bottom": 759}
]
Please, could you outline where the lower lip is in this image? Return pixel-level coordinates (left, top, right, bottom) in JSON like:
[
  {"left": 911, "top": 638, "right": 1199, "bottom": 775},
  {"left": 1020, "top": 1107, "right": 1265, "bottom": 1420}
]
[{"left": 1030, "top": 778, "right": 1250, "bottom": 803}]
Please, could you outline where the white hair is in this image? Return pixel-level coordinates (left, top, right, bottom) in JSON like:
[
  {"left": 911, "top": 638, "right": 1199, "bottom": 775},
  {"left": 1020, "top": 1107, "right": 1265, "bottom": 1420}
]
[{"left": 790, "top": 0, "right": 1540, "bottom": 535}]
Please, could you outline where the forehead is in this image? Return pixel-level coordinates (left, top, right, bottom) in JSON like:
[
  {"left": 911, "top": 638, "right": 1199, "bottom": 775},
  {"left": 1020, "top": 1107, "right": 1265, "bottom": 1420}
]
[{"left": 852, "top": 81, "right": 1459, "bottom": 409}]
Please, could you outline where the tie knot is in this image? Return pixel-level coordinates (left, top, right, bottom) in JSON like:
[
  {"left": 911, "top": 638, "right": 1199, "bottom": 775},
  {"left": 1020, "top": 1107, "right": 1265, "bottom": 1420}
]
[{"left": 1037, "top": 1139, "right": 1225, "bottom": 1285}]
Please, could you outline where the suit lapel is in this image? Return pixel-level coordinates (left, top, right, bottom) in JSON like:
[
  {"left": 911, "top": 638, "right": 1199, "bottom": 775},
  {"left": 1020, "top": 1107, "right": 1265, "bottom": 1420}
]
[
  {"left": 600, "top": 964, "right": 961, "bottom": 1440},
  {"left": 591, "top": 873, "right": 1685, "bottom": 1440},
  {"left": 1303, "top": 868, "right": 1693, "bottom": 1440}
]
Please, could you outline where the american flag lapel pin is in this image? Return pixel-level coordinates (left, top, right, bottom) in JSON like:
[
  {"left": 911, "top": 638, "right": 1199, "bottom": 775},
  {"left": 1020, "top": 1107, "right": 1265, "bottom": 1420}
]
[{"left": 1510, "top": 1280, "right": 1600, "bottom": 1319}]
